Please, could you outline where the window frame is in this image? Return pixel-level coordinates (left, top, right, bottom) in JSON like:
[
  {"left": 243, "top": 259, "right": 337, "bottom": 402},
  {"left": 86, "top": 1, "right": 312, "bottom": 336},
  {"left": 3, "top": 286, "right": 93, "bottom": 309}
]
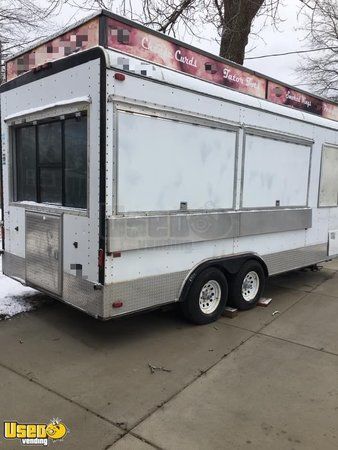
[
  {"left": 113, "top": 102, "right": 240, "bottom": 216},
  {"left": 318, "top": 143, "right": 338, "bottom": 208},
  {"left": 12, "top": 111, "right": 89, "bottom": 211},
  {"left": 240, "top": 129, "right": 313, "bottom": 210}
]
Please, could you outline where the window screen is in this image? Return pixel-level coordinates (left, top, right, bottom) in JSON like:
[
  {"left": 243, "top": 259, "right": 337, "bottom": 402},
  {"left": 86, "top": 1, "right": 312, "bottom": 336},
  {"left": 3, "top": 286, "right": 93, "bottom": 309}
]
[
  {"left": 319, "top": 145, "right": 338, "bottom": 207},
  {"left": 14, "top": 114, "right": 87, "bottom": 209}
]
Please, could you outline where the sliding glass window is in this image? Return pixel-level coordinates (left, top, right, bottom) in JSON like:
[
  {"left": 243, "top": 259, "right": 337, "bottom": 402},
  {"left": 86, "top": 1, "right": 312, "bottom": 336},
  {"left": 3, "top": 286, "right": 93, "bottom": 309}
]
[{"left": 14, "top": 113, "right": 87, "bottom": 209}]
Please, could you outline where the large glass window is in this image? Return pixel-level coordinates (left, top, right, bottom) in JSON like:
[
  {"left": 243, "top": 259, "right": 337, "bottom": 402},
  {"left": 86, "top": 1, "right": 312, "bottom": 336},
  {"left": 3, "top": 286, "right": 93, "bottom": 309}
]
[{"left": 14, "top": 113, "right": 87, "bottom": 209}]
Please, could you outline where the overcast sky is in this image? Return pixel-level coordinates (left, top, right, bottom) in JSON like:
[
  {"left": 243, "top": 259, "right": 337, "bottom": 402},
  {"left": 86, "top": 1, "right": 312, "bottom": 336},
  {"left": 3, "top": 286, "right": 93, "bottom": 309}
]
[{"left": 53, "top": 0, "right": 309, "bottom": 89}]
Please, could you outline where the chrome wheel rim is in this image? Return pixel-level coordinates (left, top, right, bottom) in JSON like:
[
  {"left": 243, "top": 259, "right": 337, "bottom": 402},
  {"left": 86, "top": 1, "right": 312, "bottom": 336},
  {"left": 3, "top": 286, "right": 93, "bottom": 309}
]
[
  {"left": 199, "top": 280, "right": 221, "bottom": 314},
  {"left": 242, "top": 271, "right": 260, "bottom": 302}
]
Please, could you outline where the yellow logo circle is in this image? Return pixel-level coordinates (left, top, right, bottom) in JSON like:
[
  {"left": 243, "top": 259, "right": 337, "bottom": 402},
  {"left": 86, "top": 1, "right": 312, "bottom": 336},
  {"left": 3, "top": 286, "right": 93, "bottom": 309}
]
[{"left": 45, "top": 422, "right": 67, "bottom": 440}]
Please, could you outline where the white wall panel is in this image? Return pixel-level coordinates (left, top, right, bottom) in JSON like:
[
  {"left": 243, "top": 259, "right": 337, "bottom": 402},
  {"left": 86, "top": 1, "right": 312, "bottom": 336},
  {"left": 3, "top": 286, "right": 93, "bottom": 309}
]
[
  {"left": 242, "top": 135, "right": 311, "bottom": 208},
  {"left": 1, "top": 59, "right": 101, "bottom": 283},
  {"left": 117, "top": 111, "right": 237, "bottom": 212}
]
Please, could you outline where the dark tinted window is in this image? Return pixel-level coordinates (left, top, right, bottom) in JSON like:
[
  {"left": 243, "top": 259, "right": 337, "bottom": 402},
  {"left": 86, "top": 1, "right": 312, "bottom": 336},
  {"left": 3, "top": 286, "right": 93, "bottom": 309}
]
[
  {"left": 38, "top": 122, "right": 62, "bottom": 164},
  {"left": 40, "top": 167, "right": 62, "bottom": 204},
  {"left": 14, "top": 114, "right": 87, "bottom": 209},
  {"left": 16, "top": 126, "right": 37, "bottom": 201},
  {"left": 64, "top": 117, "right": 87, "bottom": 208}
]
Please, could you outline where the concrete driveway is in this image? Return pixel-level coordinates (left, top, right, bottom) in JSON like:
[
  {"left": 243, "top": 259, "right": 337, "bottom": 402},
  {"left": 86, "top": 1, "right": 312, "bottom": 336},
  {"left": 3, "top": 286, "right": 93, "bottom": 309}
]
[{"left": 1, "top": 262, "right": 338, "bottom": 449}]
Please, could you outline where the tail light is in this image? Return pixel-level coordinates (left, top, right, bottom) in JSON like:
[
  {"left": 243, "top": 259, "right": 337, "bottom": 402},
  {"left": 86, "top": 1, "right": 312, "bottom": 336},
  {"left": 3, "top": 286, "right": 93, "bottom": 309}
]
[
  {"left": 112, "top": 301, "right": 123, "bottom": 308},
  {"left": 114, "top": 72, "right": 126, "bottom": 81}
]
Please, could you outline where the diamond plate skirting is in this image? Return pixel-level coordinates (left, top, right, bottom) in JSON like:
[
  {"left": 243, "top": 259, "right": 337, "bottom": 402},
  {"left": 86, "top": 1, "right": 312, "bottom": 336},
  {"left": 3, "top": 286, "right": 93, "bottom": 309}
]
[
  {"left": 63, "top": 272, "right": 104, "bottom": 318},
  {"left": 3, "top": 251, "right": 104, "bottom": 318},
  {"left": 3, "top": 242, "right": 330, "bottom": 320},
  {"left": 103, "top": 270, "right": 189, "bottom": 317},
  {"left": 3, "top": 251, "right": 26, "bottom": 280},
  {"left": 103, "top": 243, "right": 329, "bottom": 318},
  {"left": 262, "top": 243, "right": 328, "bottom": 275}
]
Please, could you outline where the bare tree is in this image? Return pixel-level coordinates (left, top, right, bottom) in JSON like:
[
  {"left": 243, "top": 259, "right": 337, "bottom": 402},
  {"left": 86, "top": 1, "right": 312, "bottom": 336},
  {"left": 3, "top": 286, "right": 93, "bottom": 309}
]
[
  {"left": 0, "top": 0, "right": 60, "bottom": 83},
  {"left": 73, "top": 0, "right": 337, "bottom": 96},
  {"left": 298, "top": 0, "right": 338, "bottom": 98},
  {"left": 90, "top": 0, "right": 316, "bottom": 65},
  {"left": 139, "top": 0, "right": 269, "bottom": 63},
  {"left": 110, "top": 0, "right": 291, "bottom": 64},
  {"left": 109, "top": 0, "right": 285, "bottom": 64},
  {"left": 0, "top": 0, "right": 320, "bottom": 70}
]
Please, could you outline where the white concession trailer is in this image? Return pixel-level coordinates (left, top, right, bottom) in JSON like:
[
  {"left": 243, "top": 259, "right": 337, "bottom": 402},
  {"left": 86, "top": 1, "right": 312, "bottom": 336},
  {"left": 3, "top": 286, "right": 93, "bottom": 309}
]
[{"left": 1, "top": 11, "right": 338, "bottom": 324}]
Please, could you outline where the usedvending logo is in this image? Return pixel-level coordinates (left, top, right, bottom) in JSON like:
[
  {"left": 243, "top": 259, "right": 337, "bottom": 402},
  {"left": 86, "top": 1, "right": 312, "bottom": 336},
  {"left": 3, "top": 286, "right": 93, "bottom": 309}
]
[{"left": 4, "top": 418, "right": 69, "bottom": 446}]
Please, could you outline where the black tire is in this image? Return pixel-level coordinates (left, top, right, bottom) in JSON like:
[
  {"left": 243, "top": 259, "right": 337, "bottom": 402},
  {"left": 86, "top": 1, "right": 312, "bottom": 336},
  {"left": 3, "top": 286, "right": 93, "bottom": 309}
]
[
  {"left": 228, "top": 260, "right": 265, "bottom": 310},
  {"left": 181, "top": 267, "right": 228, "bottom": 325}
]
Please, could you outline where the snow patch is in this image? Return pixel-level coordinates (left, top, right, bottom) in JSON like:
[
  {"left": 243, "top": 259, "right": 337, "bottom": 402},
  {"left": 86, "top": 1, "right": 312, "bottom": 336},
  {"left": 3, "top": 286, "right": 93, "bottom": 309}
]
[{"left": 0, "top": 258, "right": 46, "bottom": 320}]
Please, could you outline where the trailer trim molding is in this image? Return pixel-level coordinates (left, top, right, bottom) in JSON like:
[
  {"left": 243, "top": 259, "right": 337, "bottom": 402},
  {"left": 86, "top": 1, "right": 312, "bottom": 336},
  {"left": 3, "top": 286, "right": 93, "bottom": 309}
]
[
  {"left": 243, "top": 126, "right": 315, "bottom": 146},
  {"left": 4, "top": 96, "right": 91, "bottom": 123},
  {"left": 112, "top": 99, "right": 240, "bottom": 132}
]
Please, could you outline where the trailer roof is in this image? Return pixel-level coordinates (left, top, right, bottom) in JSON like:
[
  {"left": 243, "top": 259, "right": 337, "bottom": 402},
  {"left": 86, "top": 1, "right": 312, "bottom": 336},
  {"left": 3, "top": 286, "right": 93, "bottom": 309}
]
[{"left": 4, "top": 9, "right": 338, "bottom": 122}]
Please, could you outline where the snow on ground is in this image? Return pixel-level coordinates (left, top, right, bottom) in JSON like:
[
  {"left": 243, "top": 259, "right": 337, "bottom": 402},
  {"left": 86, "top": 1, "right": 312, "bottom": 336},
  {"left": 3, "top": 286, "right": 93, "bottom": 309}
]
[{"left": 0, "top": 257, "right": 46, "bottom": 320}]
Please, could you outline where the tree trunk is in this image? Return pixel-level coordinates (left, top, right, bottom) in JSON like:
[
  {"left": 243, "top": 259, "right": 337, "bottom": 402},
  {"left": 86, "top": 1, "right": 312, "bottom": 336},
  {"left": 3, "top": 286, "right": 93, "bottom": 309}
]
[{"left": 219, "top": 0, "right": 264, "bottom": 64}]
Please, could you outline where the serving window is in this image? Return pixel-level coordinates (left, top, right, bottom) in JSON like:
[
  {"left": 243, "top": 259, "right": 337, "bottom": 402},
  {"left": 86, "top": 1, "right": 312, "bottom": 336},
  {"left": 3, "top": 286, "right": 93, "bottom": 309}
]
[
  {"left": 318, "top": 145, "right": 338, "bottom": 207},
  {"left": 13, "top": 112, "right": 87, "bottom": 209},
  {"left": 117, "top": 110, "right": 237, "bottom": 213},
  {"left": 241, "top": 134, "right": 311, "bottom": 209}
]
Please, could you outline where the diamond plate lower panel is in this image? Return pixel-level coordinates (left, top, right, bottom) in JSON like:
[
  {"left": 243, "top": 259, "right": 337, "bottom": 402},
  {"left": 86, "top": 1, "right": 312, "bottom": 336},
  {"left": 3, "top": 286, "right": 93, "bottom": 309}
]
[
  {"left": 103, "top": 270, "right": 189, "bottom": 318},
  {"left": 263, "top": 243, "right": 328, "bottom": 275},
  {"left": 3, "top": 251, "right": 103, "bottom": 318},
  {"left": 103, "top": 243, "right": 329, "bottom": 318},
  {"left": 63, "top": 272, "right": 104, "bottom": 318},
  {"left": 3, "top": 251, "right": 25, "bottom": 281},
  {"left": 2, "top": 242, "right": 330, "bottom": 320}
]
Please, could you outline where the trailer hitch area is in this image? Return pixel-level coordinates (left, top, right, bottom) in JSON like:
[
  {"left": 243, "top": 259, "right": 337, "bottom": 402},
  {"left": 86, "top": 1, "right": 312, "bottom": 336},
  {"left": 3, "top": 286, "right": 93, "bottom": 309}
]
[{"left": 309, "top": 264, "right": 323, "bottom": 272}]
